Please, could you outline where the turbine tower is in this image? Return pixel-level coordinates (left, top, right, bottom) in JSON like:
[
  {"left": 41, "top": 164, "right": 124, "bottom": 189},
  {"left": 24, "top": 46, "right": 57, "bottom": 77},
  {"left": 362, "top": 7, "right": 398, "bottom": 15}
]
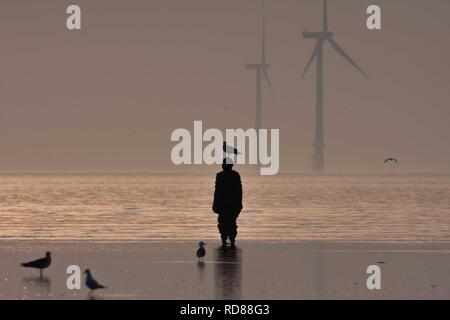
[
  {"left": 302, "top": 0, "right": 367, "bottom": 172},
  {"left": 246, "top": 1, "right": 276, "bottom": 145}
]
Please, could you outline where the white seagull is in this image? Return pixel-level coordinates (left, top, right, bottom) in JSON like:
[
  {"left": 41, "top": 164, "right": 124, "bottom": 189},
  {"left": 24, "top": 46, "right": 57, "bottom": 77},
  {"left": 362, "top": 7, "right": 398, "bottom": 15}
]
[
  {"left": 223, "top": 141, "right": 241, "bottom": 155},
  {"left": 84, "top": 269, "right": 107, "bottom": 294},
  {"left": 21, "top": 251, "right": 52, "bottom": 278},
  {"left": 196, "top": 241, "right": 206, "bottom": 262}
]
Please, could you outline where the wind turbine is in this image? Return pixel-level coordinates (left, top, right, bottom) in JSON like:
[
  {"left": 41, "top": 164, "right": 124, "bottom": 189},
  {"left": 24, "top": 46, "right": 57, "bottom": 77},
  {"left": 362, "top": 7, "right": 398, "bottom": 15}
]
[
  {"left": 302, "top": 0, "right": 367, "bottom": 172},
  {"left": 246, "top": 1, "right": 276, "bottom": 145}
]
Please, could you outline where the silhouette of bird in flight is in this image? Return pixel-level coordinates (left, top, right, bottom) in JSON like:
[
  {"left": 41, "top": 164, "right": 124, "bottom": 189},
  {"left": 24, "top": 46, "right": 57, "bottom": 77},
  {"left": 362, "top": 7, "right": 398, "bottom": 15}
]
[
  {"left": 223, "top": 142, "right": 241, "bottom": 155},
  {"left": 21, "top": 251, "right": 52, "bottom": 278},
  {"left": 196, "top": 241, "right": 206, "bottom": 262},
  {"left": 84, "top": 269, "right": 106, "bottom": 294},
  {"left": 384, "top": 158, "right": 398, "bottom": 164}
]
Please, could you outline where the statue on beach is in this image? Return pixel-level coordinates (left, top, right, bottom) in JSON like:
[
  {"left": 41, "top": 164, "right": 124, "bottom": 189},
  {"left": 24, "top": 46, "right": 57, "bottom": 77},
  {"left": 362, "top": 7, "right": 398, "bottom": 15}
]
[{"left": 213, "top": 158, "right": 243, "bottom": 250}]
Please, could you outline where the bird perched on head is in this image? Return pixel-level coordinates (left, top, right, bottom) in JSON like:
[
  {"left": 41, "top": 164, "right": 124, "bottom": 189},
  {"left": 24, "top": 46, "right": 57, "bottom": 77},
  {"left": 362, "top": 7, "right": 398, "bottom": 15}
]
[
  {"left": 196, "top": 241, "right": 206, "bottom": 262},
  {"left": 84, "top": 269, "right": 107, "bottom": 294},
  {"left": 384, "top": 158, "right": 398, "bottom": 164},
  {"left": 223, "top": 142, "right": 241, "bottom": 155},
  {"left": 21, "top": 251, "right": 52, "bottom": 278}
]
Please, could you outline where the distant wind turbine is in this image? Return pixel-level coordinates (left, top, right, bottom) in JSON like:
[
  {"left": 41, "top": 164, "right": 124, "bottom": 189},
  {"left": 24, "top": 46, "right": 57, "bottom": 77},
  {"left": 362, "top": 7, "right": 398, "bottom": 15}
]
[
  {"left": 246, "top": 1, "right": 276, "bottom": 145},
  {"left": 302, "top": 0, "right": 368, "bottom": 172}
]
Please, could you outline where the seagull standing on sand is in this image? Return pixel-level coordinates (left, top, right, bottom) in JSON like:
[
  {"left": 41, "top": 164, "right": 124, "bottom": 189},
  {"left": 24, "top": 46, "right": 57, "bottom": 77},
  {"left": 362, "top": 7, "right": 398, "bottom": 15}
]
[
  {"left": 84, "top": 269, "right": 107, "bottom": 294},
  {"left": 196, "top": 241, "right": 206, "bottom": 262},
  {"left": 223, "top": 142, "right": 241, "bottom": 155},
  {"left": 21, "top": 251, "right": 52, "bottom": 278}
]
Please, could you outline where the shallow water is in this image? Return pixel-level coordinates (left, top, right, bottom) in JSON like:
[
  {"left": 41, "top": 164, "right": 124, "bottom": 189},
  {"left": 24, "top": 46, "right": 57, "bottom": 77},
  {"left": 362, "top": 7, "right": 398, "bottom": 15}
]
[{"left": 0, "top": 173, "right": 449, "bottom": 242}]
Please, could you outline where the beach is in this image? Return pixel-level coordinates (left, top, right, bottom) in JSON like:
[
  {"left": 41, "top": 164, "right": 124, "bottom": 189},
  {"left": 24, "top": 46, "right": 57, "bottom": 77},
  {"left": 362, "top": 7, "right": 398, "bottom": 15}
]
[{"left": 1, "top": 241, "right": 449, "bottom": 300}]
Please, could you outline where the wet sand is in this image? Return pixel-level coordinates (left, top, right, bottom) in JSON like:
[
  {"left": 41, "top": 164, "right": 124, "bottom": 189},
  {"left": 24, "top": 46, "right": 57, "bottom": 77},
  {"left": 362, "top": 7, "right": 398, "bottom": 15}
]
[{"left": 0, "top": 241, "right": 449, "bottom": 300}]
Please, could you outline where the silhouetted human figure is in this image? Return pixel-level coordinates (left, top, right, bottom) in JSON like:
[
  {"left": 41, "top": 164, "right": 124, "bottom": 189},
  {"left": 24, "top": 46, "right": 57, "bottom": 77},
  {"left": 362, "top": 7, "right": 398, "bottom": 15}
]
[{"left": 213, "top": 158, "right": 243, "bottom": 250}]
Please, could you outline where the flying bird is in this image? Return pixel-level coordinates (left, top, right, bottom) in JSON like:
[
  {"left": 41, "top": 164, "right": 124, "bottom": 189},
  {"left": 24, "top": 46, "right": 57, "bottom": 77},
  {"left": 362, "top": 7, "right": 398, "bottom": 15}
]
[
  {"left": 196, "top": 241, "right": 206, "bottom": 262},
  {"left": 84, "top": 269, "right": 107, "bottom": 294},
  {"left": 223, "top": 142, "right": 241, "bottom": 155},
  {"left": 384, "top": 158, "right": 398, "bottom": 164},
  {"left": 21, "top": 251, "right": 52, "bottom": 278}
]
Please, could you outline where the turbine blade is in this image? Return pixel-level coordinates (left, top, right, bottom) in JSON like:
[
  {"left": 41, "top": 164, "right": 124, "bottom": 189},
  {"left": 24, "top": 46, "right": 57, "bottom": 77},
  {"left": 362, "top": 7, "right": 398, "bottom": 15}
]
[
  {"left": 262, "top": 67, "right": 276, "bottom": 106},
  {"left": 261, "top": 0, "right": 266, "bottom": 65},
  {"left": 327, "top": 37, "right": 368, "bottom": 78},
  {"left": 323, "top": 0, "right": 328, "bottom": 32},
  {"left": 302, "top": 41, "right": 321, "bottom": 79}
]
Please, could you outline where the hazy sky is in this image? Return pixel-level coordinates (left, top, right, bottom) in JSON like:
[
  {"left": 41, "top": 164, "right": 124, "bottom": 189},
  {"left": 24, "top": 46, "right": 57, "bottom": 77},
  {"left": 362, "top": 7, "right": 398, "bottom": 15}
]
[{"left": 0, "top": 0, "right": 449, "bottom": 173}]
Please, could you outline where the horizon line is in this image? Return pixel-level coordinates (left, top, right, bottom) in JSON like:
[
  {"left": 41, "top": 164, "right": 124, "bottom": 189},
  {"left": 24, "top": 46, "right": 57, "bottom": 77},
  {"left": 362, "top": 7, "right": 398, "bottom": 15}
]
[{"left": 0, "top": 171, "right": 449, "bottom": 176}]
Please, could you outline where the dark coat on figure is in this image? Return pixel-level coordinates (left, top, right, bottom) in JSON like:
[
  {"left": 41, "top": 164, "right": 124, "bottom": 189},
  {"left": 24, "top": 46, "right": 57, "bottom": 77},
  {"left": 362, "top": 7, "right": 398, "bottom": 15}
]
[
  {"left": 213, "top": 170, "right": 243, "bottom": 215},
  {"left": 213, "top": 169, "right": 243, "bottom": 240}
]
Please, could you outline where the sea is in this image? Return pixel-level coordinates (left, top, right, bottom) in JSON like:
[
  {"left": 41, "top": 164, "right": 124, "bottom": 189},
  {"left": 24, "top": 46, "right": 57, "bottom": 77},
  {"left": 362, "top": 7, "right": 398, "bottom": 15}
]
[{"left": 0, "top": 173, "right": 449, "bottom": 243}]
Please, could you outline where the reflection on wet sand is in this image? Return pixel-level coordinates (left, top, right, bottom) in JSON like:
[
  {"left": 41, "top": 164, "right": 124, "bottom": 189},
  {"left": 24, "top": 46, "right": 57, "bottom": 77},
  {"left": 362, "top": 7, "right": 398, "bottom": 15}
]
[
  {"left": 197, "top": 261, "right": 206, "bottom": 287},
  {"left": 22, "top": 276, "right": 52, "bottom": 297},
  {"left": 87, "top": 294, "right": 104, "bottom": 300},
  {"left": 314, "top": 248, "right": 325, "bottom": 299},
  {"left": 23, "top": 276, "right": 51, "bottom": 288},
  {"left": 214, "top": 248, "right": 242, "bottom": 300}
]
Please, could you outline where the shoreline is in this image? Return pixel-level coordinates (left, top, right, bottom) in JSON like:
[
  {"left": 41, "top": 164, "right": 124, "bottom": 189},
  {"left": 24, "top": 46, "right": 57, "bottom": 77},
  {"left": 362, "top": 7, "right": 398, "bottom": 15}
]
[{"left": 2, "top": 240, "right": 450, "bottom": 250}]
